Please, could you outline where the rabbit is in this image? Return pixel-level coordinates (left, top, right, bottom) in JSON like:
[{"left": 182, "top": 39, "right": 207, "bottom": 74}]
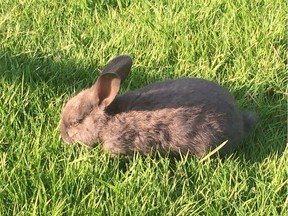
[{"left": 60, "top": 54, "right": 256, "bottom": 158}]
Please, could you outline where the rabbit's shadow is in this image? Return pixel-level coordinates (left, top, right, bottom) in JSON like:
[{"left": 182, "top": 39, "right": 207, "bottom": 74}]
[{"left": 0, "top": 51, "right": 285, "bottom": 163}]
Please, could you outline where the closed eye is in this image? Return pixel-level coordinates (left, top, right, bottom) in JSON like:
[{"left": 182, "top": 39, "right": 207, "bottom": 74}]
[
  {"left": 69, "top": 104, "right": 94, "bottom": 127},
  {"left": 70, "top": 118, "right": 83, "bottom": 127}
]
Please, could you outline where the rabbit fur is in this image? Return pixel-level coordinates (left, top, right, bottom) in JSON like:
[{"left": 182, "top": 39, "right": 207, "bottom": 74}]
[{"left": 60, "top": 55, "right": 256, "bottom": 157}]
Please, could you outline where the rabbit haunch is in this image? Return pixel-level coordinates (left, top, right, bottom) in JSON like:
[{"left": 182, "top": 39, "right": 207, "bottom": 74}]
[
  {"left": 102, "top": 107, "right": 235, "bottom": 157},
  {"left": 60, "top": 55, "right": 256, "bottom": 157}
]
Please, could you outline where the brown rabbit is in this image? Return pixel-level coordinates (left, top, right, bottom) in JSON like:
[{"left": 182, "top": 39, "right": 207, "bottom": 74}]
[{"left": 60, "top": 55, "right": 256, "bottom": 157}]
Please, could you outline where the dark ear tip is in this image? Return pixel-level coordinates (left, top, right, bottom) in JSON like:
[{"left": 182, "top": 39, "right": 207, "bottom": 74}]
[
  {"left": 101, "top": 54, "right": 133, "bottom": 83},
  {"left": 114, "top": 54, "right": 133, "bottom": 68}
]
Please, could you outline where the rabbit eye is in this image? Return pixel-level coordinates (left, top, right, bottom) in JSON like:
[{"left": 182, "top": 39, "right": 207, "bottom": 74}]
[
  {"left": 71, "top": 122, "right": 79, "bottom": 127},
  {"left": 70, "top": 118, "right": 83, "bottom": 127}
]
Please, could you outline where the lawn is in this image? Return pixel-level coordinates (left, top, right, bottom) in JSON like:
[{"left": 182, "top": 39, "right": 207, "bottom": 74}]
[{"left": 0, "top": 0, "right": 287, "bottom": 215}]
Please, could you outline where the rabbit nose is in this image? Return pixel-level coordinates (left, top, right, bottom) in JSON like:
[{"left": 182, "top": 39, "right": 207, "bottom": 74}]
[{"left": 60, "top": 132, "right": 73, "bottom": 144}]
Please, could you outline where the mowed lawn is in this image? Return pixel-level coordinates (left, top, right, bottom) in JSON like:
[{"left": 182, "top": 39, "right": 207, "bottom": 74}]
[{"left": 0, "top": 0, "right": 287, "bottom": 215}]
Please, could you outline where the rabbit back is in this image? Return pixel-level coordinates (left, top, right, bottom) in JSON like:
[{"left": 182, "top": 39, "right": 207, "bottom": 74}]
[
  {"left": 103, "top": 78, "right": 253, "bottom": 157},
  {"left": 107, "top": 78, "right": 237, "bottom": 114}
]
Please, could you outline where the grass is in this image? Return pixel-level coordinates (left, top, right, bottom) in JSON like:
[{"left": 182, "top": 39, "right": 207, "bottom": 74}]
[{"left": 0, "top": 0, "right": 287, "bottom": 215}]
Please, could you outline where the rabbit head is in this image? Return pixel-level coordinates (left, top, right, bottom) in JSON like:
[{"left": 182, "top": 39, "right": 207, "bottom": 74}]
[{"left": 60, "top": 55, "right": 132, "bottom": 146}]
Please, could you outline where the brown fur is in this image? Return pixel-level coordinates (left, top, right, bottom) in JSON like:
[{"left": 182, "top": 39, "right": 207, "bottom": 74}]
[{"left": 60, "top": 55, "right": 256, "bottom": 157}]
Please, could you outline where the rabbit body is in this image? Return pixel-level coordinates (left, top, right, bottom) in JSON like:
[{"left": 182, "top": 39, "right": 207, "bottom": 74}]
[{"left": 60, "top": 55, "right": 256, "bottom": 157}]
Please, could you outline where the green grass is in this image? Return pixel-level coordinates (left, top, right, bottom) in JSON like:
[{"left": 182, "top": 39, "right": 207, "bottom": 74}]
[{"left": 0, "top": 0, "right": 287, "bottom": 215}]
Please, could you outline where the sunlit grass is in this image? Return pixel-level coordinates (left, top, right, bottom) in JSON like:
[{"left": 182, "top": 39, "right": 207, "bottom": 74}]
[{"left": 0, "top": 0, "right": 286, "bottom": 215}]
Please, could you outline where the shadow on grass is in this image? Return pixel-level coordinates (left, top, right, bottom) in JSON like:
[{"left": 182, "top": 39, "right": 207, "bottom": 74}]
[
  {"left": 0, "top": 52, "right": 101, "bottom": 94},
  {"left": 0, "top": 51, "right": 164, "bottom": 94},
  {"left": 0, "top": 51, "right": 286, "bottom": 163}
]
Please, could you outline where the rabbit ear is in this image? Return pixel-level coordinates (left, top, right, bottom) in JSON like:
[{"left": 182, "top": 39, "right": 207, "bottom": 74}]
[
  {"left": 101, "top": 55, "right": 132, "bottom": 83},
  {"left": 93, "top": 73, "right": 121, "bottom": 109}
]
